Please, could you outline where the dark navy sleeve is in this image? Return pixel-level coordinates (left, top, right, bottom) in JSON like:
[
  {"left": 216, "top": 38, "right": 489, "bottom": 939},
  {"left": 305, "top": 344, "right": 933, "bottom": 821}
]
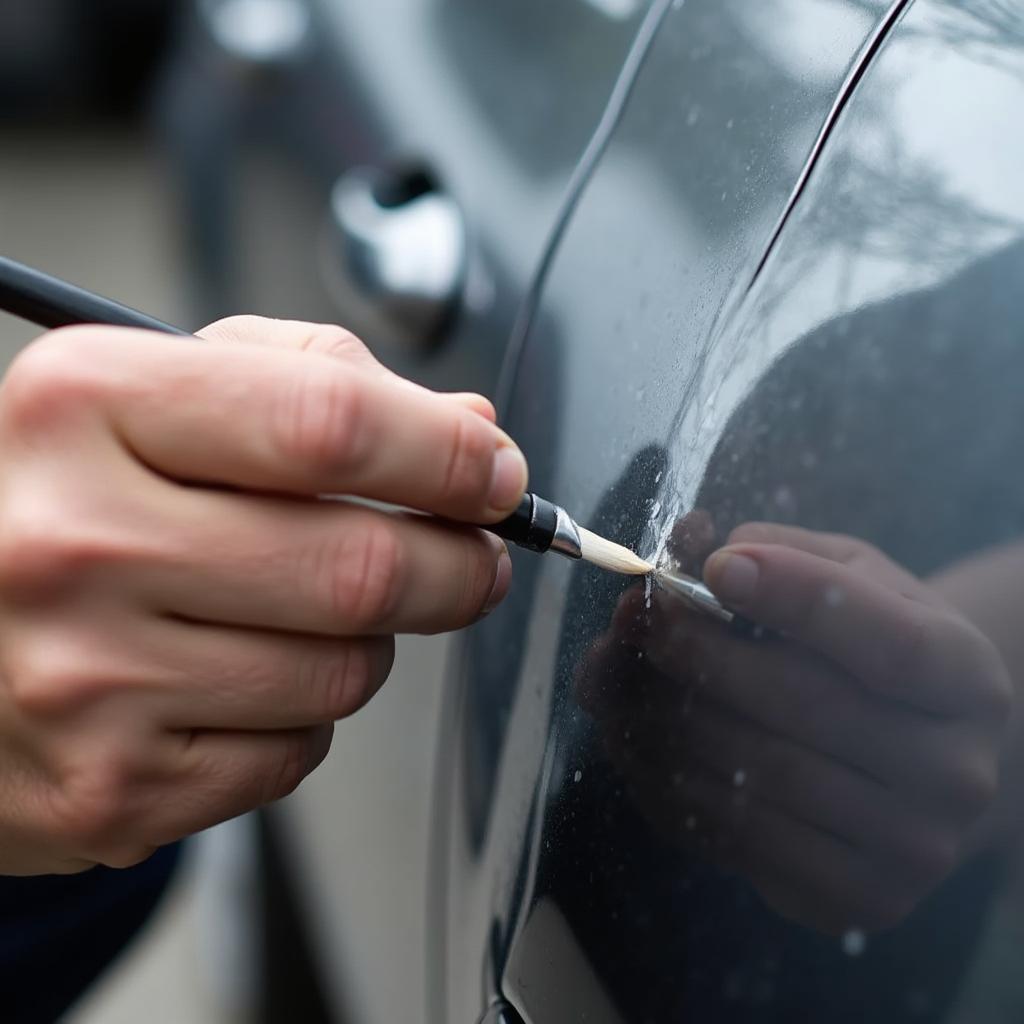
[{"left": 0, "top": 842, "right": 182, "bottom": 1024}]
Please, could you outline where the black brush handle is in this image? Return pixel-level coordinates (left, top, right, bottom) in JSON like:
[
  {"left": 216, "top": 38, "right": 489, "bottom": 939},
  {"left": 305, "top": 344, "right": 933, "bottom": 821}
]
[
  {"left": 486, "top": 493, "right": 560, "bottom": 553},
  {"left": 0, "top": 256, "right": 191, "bottom": 337}
]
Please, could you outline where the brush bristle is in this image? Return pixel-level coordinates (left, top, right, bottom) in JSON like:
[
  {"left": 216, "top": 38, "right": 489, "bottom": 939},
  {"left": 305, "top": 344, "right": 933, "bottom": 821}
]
[{"left": 578, "top": 526, "right": 653, "bottom": 576}]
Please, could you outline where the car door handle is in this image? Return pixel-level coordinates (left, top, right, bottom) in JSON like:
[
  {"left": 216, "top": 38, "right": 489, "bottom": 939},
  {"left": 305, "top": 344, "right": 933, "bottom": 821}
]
[
  {"left": 196, "top": 0, "right": 311, "bottom": 67},
  {"left": 324, "top": 164, "right": 468, "bottom": 352}
]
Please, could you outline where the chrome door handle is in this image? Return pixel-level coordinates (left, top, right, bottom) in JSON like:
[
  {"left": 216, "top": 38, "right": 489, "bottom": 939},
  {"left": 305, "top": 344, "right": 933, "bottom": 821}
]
[
  {"left": 324, "top": 165, "right": 468, "bottom": 352},
  {"left": 196, "top": 0, "right": 311, "bottom": 68}
]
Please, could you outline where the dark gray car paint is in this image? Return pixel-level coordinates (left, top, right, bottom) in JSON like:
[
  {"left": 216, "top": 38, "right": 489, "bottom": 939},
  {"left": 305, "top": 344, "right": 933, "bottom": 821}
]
[{"left": 436, "top": 1, "right": 1024, "bottom": 1021}]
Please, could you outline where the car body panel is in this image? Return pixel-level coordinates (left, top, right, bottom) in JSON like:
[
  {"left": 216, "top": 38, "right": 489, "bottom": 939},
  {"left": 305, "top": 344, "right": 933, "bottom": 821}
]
[{"left": 436, "top": 1, "right": 1024, "bottom": 1021}]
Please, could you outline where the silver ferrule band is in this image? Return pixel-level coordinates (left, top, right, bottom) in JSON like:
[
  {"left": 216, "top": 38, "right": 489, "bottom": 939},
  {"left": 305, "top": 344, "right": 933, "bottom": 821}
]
[{"left": 549, "top": 506, "right": 583, "bottom": 560}]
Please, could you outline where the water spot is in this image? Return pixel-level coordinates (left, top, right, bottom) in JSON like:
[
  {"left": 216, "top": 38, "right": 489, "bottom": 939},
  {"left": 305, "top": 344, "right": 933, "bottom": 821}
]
[
  {"left": 773, "top": 485, "right": 797, "bottom": 514},
  {"left": 825, "top": 585, "right": 845, "bottom": 608},
  {"left": 733, "top": 769, "right": 747, "bottom": 788},
  {"left": 685, "top": 815, "right": 697, "bottom": 830},
  {"left": 842, "top": 930, "right": 866, "bottom": 957},
  {"left": 573, "top": 770, "right": 583, "bottom": 784},
  {"left": 687, "top": 105, "right": 701, "bottom": 126},
  {"left": 726, "top": 118, "right": 735, "bottom": 129}
]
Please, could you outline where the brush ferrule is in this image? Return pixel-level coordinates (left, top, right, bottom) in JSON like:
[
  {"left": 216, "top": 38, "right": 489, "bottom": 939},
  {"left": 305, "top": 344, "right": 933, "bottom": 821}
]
[
  {"left": 549, "top": 505, "right": 583, "bottom": 561},
  {"left": 487, "top": 493, "right": 582, "bottom": 559}
]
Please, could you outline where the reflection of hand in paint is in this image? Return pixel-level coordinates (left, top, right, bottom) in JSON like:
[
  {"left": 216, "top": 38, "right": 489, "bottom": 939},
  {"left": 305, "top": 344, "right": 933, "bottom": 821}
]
[{"left": 577, "top": 522, "right": 1012, "bottom": 935}]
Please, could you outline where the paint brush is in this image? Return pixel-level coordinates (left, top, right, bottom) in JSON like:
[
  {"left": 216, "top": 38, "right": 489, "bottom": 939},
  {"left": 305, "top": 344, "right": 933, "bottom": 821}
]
[
  {"left": 487, "top": 491, "right": 655, "bottom": 574},
  {"left": 0, "top": 255, "right": 659, "bottom": 577}
]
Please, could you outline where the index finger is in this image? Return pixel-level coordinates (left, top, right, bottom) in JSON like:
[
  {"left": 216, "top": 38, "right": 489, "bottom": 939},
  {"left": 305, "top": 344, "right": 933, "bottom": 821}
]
[
  {"left": 59, "top": 326, "right": 527, "bottom": 523},
  {"left": 198, "top": 316, "right": 498, "bottom": 421},
  {"left": 703, "top": 543, "right": 1009, "bottom": 718}
]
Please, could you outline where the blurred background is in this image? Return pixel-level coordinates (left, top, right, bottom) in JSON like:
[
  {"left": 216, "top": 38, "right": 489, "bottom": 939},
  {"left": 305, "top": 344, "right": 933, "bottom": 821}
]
[{"left": 1, "top": 3, "right": 238, "bottom": 1022}]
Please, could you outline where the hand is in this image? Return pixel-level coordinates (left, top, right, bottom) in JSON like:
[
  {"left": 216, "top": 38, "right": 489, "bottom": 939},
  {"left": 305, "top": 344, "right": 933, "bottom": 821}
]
[
  {"left": 578, "top": 522, "right": 1012, "bottom": 934},
  {"left": 0, "top": 316, "right": 526, "bottom": 875}
]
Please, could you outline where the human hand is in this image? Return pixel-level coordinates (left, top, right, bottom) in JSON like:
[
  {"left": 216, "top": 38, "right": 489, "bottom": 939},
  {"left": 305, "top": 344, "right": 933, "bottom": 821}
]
[
  {"left": 578, "top": 522, "right": 1011, "bottom": 934},
  {"left": 0, "top": 316, "right": 526, "bottom": 875}
]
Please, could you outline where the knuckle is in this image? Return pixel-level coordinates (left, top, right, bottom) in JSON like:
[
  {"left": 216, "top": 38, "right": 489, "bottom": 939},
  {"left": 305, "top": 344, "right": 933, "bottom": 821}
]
[
  {"left": 197, "top": 314, "right": 269, "bottom": 343},
  {"left": 841, "top": 536, "right": 885, "bottom": 569},
  {"left": 300, "top": 324, "right": 368, "bottom": 361},
  {"left": 439, "top": 413, "right": 494, "bottom": 506},
  {"left": 6, "top": 639, "right": 107, "bottom": 716},
  {"left": 0, "top": 329, "right": 106, "bottom": 433},
  {"left": 728, "top": 522, "right": 775, "bottom": 544},
  {"left": 273, "top": 366, "right": 367, "bottom": 475},
  {"left": 0, "top": 503, "right": 119, "bottom": 606},
  {"left": 304, "top": 640, "right": 394, "bottom": 720},
  {"left": 316, "top": 521, "right": 404, "bottom": 630}
]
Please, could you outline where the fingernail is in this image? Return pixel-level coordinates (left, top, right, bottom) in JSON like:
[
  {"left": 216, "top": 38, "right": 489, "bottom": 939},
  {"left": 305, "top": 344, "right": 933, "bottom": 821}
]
[
  {"left": 488, "top": 445, "right": 529, "bottom": 513},
  {"left": 483, "top": 544, "right": 513, "bottom": 615},
  {"left": 705, "top": 551, "right": 759, "bottom": 607}
]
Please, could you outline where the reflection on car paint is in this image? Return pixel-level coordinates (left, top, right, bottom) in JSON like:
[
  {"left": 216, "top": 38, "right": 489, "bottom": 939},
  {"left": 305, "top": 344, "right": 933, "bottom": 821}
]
[{"left": 435, "top": 1, "right": 1024, "bottom": 1022}]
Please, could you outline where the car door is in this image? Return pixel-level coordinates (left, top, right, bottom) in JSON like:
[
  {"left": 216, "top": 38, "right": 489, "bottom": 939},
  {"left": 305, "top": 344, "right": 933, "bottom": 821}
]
[{"left": 434, "top": 1, "right": 1024, "bottom": 1022}]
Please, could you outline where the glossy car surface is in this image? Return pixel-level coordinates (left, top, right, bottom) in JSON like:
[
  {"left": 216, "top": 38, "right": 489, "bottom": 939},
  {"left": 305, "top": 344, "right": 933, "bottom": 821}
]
[{"left": 168, "top": 2, "right": 1024, "bottom": 1021}]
